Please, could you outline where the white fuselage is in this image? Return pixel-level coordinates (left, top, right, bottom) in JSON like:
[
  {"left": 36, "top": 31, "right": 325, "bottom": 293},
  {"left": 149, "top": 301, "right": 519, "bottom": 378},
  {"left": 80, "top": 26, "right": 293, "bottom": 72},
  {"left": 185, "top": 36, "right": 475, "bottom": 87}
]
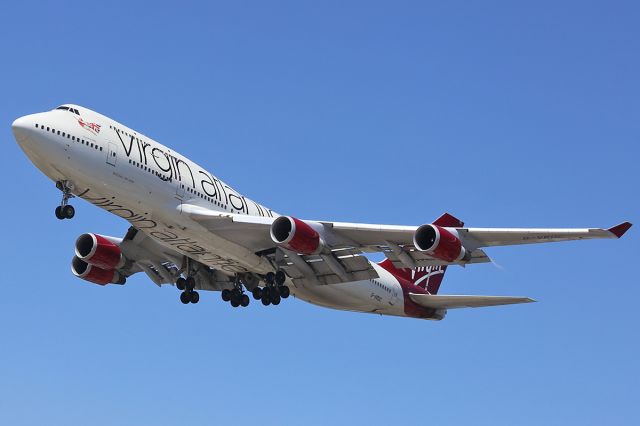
[{"left": 12, "top": 105, "right": 411, "bottom": 318}]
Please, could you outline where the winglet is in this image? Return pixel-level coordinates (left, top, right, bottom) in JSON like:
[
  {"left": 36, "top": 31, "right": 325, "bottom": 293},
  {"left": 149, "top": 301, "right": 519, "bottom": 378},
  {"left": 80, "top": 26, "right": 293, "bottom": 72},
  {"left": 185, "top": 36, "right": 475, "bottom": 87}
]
[{"left": 608, "top": 222, "right": 632, "bottom": 238}]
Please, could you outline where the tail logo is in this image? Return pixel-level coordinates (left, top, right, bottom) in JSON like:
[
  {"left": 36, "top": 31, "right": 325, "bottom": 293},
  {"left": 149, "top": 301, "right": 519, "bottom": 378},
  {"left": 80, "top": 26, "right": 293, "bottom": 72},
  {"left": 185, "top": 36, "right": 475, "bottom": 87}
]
[{"left": 412, "top": 266, "right": 445, "bottom": 288}]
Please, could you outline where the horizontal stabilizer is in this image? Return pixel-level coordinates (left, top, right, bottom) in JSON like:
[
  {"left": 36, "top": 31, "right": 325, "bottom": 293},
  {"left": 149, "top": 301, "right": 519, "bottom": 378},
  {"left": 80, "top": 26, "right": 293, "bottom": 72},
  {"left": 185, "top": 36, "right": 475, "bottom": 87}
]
[{"left": 409, "top": 293, "right": 535, "bottom": 309}]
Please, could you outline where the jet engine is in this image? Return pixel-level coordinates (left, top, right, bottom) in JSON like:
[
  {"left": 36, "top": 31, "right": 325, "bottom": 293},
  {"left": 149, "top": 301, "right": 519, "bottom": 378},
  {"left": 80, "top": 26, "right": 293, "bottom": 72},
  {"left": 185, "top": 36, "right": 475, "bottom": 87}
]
[
  {"left": 75, "top": 233, "right": 125, "bottom": 270},
  {"left": 71, "top": 256, "right": 125, "bottom": 285},
  {"left": 413, "top": 224, "right": 469, "bottom": 263},
  {"left": 270, "top": 216, "right": 323, "bottom": 255}
]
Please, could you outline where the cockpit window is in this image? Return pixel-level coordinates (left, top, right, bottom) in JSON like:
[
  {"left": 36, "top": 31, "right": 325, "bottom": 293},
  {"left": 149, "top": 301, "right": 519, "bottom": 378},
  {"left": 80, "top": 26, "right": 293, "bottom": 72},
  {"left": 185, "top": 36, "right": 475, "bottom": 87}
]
[{"left": 55, "top": 106, "right": 80, "bottom": 115}]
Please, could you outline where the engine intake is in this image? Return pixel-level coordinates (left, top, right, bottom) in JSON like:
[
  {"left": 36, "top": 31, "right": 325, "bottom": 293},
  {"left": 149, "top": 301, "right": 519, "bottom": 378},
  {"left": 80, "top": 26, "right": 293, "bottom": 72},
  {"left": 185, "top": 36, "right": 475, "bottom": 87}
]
[
  {"left": 413, "top": 224, "right": 468, "bottom": 263},
  {"left": 75, "top": 233, "right": 124, "bottom": 270},
  {"left": 71, "top": 256, "right": 125, "bottom": 285},
  {"left": 270, "top": 216, "right": 323, "bottom": 255}
]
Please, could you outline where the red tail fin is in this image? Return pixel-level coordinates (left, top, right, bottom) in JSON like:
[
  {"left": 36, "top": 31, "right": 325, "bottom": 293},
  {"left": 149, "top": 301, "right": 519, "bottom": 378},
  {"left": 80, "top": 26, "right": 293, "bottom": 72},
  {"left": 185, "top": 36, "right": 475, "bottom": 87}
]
[
  {"left": 379, "top": 259, "right": 448, "bottom": 294},
  {"left": 432, "top": 212, "right": 464, "bottom": 228},
  {"left": 379, "top": 212, "right": 464, "bottom": 294}
]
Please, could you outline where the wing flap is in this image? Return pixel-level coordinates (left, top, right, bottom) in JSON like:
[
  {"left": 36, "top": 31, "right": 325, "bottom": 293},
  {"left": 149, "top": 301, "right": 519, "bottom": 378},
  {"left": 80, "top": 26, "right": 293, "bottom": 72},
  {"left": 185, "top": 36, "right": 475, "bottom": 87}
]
[{"left": 409, "top": 293, "right": 535, "bottom": 309}]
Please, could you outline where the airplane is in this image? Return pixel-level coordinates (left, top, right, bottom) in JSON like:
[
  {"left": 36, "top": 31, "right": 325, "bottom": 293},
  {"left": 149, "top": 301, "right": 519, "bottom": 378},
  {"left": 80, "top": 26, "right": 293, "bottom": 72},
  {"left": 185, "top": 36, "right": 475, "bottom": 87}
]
[{"left": 11, "top": 104, "right": 632, "bottom": 320}]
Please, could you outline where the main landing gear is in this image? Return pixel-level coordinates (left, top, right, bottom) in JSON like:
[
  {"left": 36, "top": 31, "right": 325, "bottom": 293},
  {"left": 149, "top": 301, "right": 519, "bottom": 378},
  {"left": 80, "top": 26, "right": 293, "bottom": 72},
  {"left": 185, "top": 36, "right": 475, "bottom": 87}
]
[
  {"left": 176, "top": 276, "right": 200, "bottom": 304},
  {"left": 220, "top": 270, "right": 290, "bottom": 308},
  {"left": 253, "top": 270, "right": 290, "bottom": 306},
  {"left": 54, "top": 180, "right": 75, "bottom": 220},
  {"left": 221, "top": 278, "right": 250, "bottom": 308}
]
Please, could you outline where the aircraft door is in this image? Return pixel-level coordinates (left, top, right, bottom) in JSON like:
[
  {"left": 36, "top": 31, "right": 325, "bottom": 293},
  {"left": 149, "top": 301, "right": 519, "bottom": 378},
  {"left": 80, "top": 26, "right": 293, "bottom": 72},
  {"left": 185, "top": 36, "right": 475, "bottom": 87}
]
[
  {"left": 63, "top": 137, "right": 72, "bottom": 161},
  {"left": 176, "top": 182, "right": 186, "bottom": 200},
  {"left": 390, "top": 285, "right": 400, "bottom": 307},
  {"left": 107, "top": 142, "right": 117, "bottom": 166}
]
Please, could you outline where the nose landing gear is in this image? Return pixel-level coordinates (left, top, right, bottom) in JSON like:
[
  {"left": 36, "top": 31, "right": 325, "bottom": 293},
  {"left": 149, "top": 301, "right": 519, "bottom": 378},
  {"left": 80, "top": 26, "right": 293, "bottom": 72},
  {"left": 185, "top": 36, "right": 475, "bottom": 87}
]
[{"left": 54, "top": 180, "right": 75, "bottom": 220}]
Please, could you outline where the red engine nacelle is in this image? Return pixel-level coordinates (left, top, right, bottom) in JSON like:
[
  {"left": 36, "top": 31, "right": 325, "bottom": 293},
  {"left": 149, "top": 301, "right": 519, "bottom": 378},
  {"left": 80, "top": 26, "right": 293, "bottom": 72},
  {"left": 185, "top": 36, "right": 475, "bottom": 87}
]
[
  {"left": 413, "top": 224, "right": 468, "bottom": 263},
  {"left": 71, "top": 256, "right": 125, "bottom": 285},
  {"left": 75, "top": 233, "right": 124, "bottom": 270},
  {"left": 270, "top": 216, "right": 323, "bottom": 255}
]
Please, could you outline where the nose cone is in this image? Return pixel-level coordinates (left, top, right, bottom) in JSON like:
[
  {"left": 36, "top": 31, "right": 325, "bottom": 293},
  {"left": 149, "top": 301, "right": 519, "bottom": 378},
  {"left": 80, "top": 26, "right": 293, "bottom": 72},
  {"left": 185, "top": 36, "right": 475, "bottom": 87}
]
[{"left": 12, "top": 115, "right": 34, "bottom": 144}]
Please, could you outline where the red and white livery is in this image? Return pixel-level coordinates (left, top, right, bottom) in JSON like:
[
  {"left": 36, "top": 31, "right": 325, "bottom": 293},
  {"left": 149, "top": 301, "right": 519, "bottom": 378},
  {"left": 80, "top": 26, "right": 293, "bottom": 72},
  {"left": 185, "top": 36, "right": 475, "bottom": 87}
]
[{"left": 11, "top": 105, "right": 632, "bottom": 319}]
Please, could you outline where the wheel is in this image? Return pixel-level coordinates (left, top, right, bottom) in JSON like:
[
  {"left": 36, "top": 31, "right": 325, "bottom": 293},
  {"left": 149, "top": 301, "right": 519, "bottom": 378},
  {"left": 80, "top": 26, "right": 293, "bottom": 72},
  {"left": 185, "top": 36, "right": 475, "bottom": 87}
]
[
  {"left": 280, "top": 286, "right": 290, "bottom": 298},
  {"left": 190, "top": 291, "right": 200, "bottom": 304},
  {"left": 176, "top": 277, "right": 186, "bottom": 291},
  {"left": 271, "top": 293, "right": 281, "bottom": 306},
  {"left": 221, "top": 289, "right": 231, "bottom": 302},
  {"left": 252, "top": 287, "right": 263, "bottom": 300},
  {"left": 55, "top": 206, "right": 64, "bottom": 220},
  {"left": 186, "top": 276, "right": 196, "bottom": 291},
  {"left": 180, "top": 291, "right": 190, "bottom": 304},
  {"left": 62, "top": 205, "right": 75, "bottom": 219},
  {"left": 240, "top": 294, "right": 250, "bottom": 307},
  {"left": 230, "top": 296, "right": 240, "bottom": 307},
  {"left": 261, "top": 294, "right": 271, "bottom": 306},
  {"left": 265, "top": 272, "right": 275, "bottom": 285},
  {"left": 275, "top": 270, "right": 286, "bottom": 285}
]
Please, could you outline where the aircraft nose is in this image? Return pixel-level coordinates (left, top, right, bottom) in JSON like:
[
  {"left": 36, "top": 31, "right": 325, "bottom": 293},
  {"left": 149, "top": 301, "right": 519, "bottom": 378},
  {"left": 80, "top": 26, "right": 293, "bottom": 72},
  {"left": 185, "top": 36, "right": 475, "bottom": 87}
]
[{"left": 11, "top": 115, "right": 33, "bottom": 143}]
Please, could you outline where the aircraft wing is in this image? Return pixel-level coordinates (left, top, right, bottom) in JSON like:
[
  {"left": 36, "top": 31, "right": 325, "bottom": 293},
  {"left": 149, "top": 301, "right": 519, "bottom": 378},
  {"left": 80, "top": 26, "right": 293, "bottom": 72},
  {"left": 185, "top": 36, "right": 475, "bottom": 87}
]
[
  {"left": 458, "top": 221, "right": 633, "bottom": 249},
  {"left": 409, "top": 293, "right": 535, "bottom": 309},
  {"left": 115, "top": 227, "right": 234, "bottom": 291},
  {"left": 181, "top": 204, "right": 631, "bottom": 286}
]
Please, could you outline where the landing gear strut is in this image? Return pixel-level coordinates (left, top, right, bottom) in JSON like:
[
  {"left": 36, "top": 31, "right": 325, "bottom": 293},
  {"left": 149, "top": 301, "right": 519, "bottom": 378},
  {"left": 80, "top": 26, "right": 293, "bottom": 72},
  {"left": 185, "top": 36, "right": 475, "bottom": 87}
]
[
  {"left": 55, "top": 180, "right": 75, "bottom": 220},
  {"left": 176, "top": 257, "right": 201, "bottom": 304}
]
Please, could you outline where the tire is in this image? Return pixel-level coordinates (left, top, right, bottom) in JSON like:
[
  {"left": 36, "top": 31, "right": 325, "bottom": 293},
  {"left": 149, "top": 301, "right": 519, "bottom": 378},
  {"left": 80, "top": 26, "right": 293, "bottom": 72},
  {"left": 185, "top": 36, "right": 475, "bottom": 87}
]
[
  {"left": 262, "top": 287, "right": 271, "bottom": 299},
  {"left": 265, "top": 272, "right": 275, "bottom": 285},
  {"left": 180, "top": 292, "right": 190, "bottom": 304},
  {"left": 240, "top": 294, "right": 250, "bottom": 307},
  {"left": 271, "top": 294, "right": 281, "bottom": 306},
  {"left": 252, "top": 287, "right": 263, "bottom": 300},
  {"left": 176, "top": 277, "right": 186, "bottom": 291},
  {"left": 261, "top": 294, "right": 271, "bottom": 306},
  {"left": 221, "top": 289, "right": 231, "bottom": 302},
  {"left": 62, "top": 205, "right": 75, "bottom": 219},
  {"left": 190, "top": 291, "right": 200, "bottom": 304},
  {"left": 280, "top": 286, "right": 290, "bottom": 298},
  {"left": 55, "top": 206, "right": 64, "bottom": 220},
  {"left": 230, "top": 296, "right": 240, "bottom": 308},
  {"left": 186, "top": 276, "right": 196, "bottom": 291},
  {"left": 275, "top": 270, "right": 286, "bottom": 285}
]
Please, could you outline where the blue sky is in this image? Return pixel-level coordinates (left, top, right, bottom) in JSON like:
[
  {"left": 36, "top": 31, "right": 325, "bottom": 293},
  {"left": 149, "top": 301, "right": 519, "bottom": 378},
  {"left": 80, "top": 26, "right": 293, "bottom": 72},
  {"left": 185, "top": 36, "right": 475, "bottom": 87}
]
[{"left": 1, "top": 1, "right": 638, "bottom": 425}]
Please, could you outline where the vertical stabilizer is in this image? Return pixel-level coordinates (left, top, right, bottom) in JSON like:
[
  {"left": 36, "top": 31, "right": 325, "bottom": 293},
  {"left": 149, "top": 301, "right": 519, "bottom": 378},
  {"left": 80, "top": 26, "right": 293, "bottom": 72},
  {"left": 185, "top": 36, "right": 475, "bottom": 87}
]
[{"left": 379, "top": 212, "right": 463, "bottom": 294}]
